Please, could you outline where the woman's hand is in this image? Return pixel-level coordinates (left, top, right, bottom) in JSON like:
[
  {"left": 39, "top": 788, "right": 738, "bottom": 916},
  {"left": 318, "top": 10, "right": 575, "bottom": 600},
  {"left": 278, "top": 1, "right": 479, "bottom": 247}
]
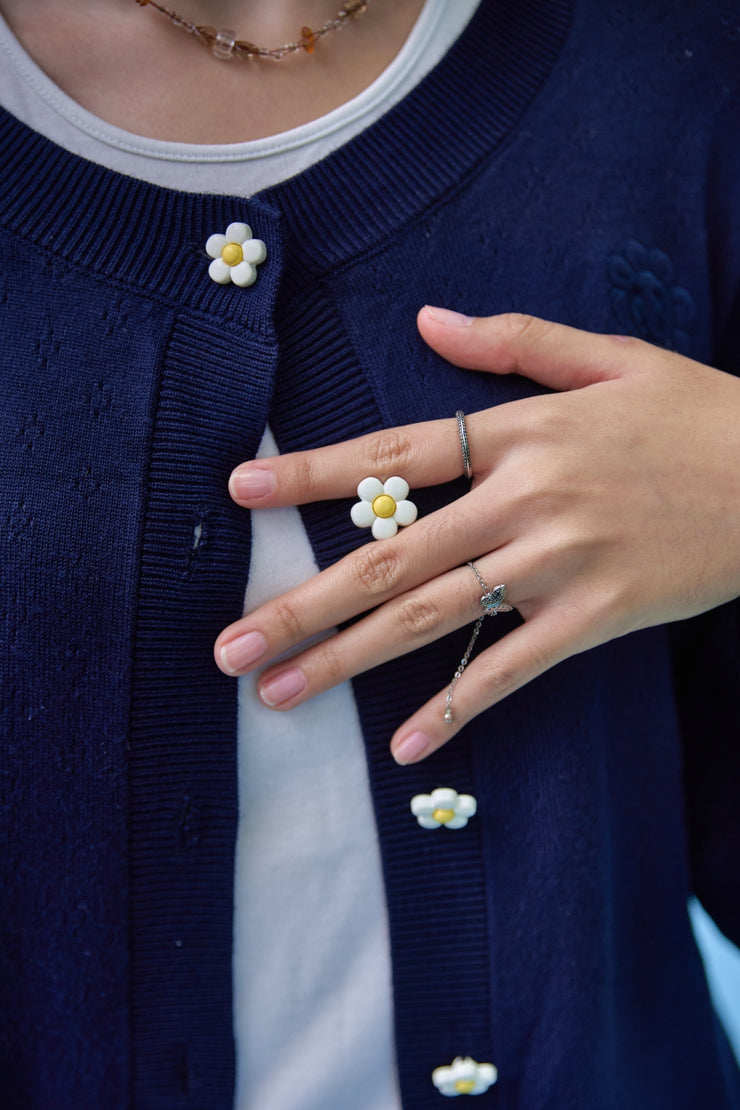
[{"left": 214, "top": 308, "right": 740, "bottom": 764}]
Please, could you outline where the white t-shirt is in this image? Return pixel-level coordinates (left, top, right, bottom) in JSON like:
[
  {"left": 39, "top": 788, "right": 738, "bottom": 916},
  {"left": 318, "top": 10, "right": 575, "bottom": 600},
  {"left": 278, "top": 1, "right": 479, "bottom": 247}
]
[{"left": 0, "top": 3, "right": 480, "bottom": 1107}]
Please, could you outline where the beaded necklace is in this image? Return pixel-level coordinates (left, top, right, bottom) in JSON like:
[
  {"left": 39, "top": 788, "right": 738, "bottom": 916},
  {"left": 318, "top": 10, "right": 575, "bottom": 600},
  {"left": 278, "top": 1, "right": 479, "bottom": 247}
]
[{"left": 135, "top": 0, "right": 372, "bottom": 61}]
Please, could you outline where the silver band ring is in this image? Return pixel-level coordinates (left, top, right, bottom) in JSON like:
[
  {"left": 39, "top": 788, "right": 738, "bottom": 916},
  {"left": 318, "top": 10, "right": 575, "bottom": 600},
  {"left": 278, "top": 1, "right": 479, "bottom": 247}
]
[{"left": 456, "top": 410, "right": 473, "bottom": 480}]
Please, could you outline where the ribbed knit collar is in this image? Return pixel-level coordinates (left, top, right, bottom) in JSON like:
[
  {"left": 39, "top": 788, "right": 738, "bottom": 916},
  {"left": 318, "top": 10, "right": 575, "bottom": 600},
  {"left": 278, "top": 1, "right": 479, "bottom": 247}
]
[{"left": 0, "top": 0, "right": 573, "bottom": 307}]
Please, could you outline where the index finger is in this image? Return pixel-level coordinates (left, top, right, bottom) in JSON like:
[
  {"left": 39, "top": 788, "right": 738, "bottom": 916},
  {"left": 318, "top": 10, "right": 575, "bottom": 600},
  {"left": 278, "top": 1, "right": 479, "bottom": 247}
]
[{"left": 228, "top": 416, "right": 468, "bottom": 507}]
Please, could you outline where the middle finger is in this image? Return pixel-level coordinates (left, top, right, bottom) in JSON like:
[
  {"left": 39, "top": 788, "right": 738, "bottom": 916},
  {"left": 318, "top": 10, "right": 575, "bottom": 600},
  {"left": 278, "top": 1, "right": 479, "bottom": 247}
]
[
  {"left": 215, "top": 484, "right": 512, "bottom": 675},
  {"left": 256, "top": 549, "right": 526, "bottom": 708}
]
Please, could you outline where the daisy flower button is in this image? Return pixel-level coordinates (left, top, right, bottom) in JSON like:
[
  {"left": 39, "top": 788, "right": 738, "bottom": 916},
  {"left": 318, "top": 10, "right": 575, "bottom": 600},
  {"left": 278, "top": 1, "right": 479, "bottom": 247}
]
[
  {"left": 432, "top": 1057, "right": 498, "bottom": 1097},
  {"left": 351, "top": 476, "right": 417, "bottom": 539},
  {"left": 410, "top": 787, "right": 477, "bottom": 829},
  {"left": 206, "top": 222, "right": 267, "bottom": 286}
]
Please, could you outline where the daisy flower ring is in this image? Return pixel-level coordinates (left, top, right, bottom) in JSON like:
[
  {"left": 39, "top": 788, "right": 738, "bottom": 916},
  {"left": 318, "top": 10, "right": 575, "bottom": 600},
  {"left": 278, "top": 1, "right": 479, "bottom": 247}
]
[
  {"left": 350, "top": 476, "right": 418, "bottom": 540},
  {"left": 206, "top": 222, "right": 267, "bottom": 287}
]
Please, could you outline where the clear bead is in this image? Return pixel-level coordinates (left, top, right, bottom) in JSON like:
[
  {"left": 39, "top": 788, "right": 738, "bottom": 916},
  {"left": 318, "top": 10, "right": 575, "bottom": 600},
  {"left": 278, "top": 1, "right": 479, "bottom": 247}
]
[{"left": 211, "top": 28, "right": 236, "bottom": 59}]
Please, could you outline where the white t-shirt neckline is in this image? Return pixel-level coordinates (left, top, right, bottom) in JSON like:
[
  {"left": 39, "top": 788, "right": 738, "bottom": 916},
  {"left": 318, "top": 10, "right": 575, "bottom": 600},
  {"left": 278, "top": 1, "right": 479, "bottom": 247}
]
[{"left": 0, "top": 0, "right": 464, "bottom": 163}]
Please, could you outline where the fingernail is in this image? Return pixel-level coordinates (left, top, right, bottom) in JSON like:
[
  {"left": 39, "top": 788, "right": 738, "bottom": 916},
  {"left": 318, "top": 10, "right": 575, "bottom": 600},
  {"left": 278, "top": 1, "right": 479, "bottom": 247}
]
[
  {"left": 229, "top": 466, "right": 275, "bottom": 501},
  {"left": 424, "top": 305, "right": 474, "bottom": 327},
  {"left": 219, "top": 630, "right": 267, "bottom": 674},
  {"left": 393, "top": 730, "right": 431, "bottom": 765},
  {"left": 259, "top": 667, "right": 307, "bottom": 707}
]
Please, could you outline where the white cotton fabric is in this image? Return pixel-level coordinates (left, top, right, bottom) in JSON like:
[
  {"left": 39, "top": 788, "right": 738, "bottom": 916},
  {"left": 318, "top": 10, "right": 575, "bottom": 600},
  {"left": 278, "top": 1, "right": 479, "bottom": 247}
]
[{"left": 0, "top": 3, "right": 480, "bottom": 1106}]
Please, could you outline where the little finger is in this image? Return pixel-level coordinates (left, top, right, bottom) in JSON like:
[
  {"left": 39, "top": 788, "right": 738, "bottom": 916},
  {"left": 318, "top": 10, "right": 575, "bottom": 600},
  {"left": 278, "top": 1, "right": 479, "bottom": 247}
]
[{"left": 391, "top": 606, "right": 592, "bottom": 764}]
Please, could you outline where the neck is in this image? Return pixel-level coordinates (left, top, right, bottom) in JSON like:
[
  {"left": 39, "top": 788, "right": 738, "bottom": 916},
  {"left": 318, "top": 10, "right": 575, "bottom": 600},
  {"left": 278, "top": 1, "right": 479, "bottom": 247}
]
[{"left": 0, "top": 0, "right": 426, "bottom": 144}]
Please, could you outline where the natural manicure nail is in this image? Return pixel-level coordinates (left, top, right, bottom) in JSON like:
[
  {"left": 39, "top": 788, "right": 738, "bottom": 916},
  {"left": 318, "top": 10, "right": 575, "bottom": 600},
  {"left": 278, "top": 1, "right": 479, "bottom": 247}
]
[
  {"left": 393, "top": 730, "right": 431, "bottom": 765},
  {"left": 229, "top": 466, "right": 275, "bottom": 501},
  {"left": 259, "top": 667, "right": 307, "bottom": 707},
  {"left": 424, "top": 305, "right": 474, "bottom": 327},
  {"left": 219, "top": 630, "right": 267, "bottom": 674}
]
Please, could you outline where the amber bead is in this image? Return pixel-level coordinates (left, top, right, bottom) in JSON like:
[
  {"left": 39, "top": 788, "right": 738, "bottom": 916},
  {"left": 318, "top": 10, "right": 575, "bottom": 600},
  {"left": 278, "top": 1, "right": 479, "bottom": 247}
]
[{"left": 300, "top": 26, "right": 315, "bottom": 53}]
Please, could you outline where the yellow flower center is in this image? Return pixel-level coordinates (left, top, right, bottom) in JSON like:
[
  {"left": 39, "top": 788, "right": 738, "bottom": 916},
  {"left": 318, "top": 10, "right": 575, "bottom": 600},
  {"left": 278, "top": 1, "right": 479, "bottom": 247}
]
[
  {"left": 455, "top": 1079, "right": 477, "bottom": 1094},
  {"left": 371, "top": 494, "right": 396, "bottom": 519},
  {"left": 221, "top": 242, "right": 244, "bottom": 266},
  {"left": 432, "top": 808, "right": 456, "bottom": 824}
]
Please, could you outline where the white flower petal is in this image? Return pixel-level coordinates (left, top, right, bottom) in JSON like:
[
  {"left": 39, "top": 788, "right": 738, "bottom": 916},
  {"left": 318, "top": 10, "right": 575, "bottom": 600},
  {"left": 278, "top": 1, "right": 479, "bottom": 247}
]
[
  {"left": 430, "top": 787, "right": 458, "bottom": 808},
  {"left": 456, "top": 794, "right": 477, "bottom": 817},
  {"left": 230, "top": 261, "right": 256, "bottom": 287},
  {"left": 351, "top": 501, "right": 376, "bottom": 528},
  {"left": 410, "top": 794, "right": 433, "bottom": 816},
  {"left": 445, "top": 815, "right": 469, "bottom": 830},
  {"left": 208, "top": 257, "right": 232, "bottom": 284},
  {"left": 476, "top": 1064, "right": 498, "bottom": 1088},
  {"left": 474, "top": 1061, "right": 497, "bottom": 1087},
  {"left": 451, "top": 1058, "right": 478, "bottom": 1080},
  {"left": 431, "top": 1065, "right": 452, "bottom": 1083},
  {"left": 383, "top": 475, "right": 409, "bottom": 500},
  {"left": 392, "top": 499, "right": 417, "bottom": 526},
  {"left": 225, "top": 221, "right": 251, "bottom": 243},
  {"left": 416, "top": 815, "right": 442, "bottom": 829},
  {"left": 357, "top": 476, "right": 384, "bottom": 501},
  {"left": 205, "top": 233, "right": 227, "bottom": 259},
  {"left": 242, "top": 238, "right": 267, "bottom": 264},
  {"left": 372, "top": 516, "right": 398, "bottom": 539},
  {"left": 432, "top": 1066, "right": 458, "bottom": 1094}
]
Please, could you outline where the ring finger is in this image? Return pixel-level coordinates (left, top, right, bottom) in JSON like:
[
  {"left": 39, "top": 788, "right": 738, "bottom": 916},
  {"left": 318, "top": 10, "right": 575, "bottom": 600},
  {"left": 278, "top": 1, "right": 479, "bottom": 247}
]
[
  {"left": 253, "top": 547, "right": 531, "bottom": 712},
  {"left": 214, "top": 485, "right": 516, "bottom": 675}
]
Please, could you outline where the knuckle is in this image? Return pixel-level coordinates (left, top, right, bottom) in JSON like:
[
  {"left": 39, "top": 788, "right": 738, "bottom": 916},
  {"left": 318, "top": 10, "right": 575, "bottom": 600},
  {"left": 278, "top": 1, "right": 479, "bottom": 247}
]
[
  {"left": 271, "top": 595, "right": 306, "bottom": 642},
  {"left": 394, "top": 595, "right": 444, "bottom": 639},
  {"left": 517, "top": 480, "right": 566, "bottom": 519},
  {"left": 503, "top": 312, "right": 538, "bottom": 340},
  {"left": 424, "top": 505, "right": 477, "bottom": 563},
  {"left": 525, "top": 638, "right": 556, "bottom": 676},
  {"left": 479, "top": 662, "right": 519, "bottom": 700},
  {"left": 315, "top": 637, "right": 346, "bottom": 685},
  {"left": 428, "top": 508, "right": 465, "bottom": 551},
  {"left": 505, "top": 312, "right": 552, "bottom": 344},
  {"left": 502, "top": 313, "right": 555, "bottom": 372},
  {"left": 355, "top": 545, "right": 404, "bottom": 597},
  {"left": 366, "top": 429, "right": 415, "bottom": 475},
  {"left": 293, "top": 453, "right": 315, "bottom": 495}
]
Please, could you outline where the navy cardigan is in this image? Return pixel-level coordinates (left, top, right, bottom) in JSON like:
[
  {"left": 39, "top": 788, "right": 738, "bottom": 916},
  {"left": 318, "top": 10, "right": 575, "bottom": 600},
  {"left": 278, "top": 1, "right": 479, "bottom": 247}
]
[{"left": 1, "top": 0, "right": 740, "bottom": 1106}]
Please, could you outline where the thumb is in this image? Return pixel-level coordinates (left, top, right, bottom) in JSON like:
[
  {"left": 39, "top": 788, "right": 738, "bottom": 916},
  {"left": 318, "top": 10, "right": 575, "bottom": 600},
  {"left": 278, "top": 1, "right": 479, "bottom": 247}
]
[{"left": 417, "top": 306, "right": 642, "bottom": 392}]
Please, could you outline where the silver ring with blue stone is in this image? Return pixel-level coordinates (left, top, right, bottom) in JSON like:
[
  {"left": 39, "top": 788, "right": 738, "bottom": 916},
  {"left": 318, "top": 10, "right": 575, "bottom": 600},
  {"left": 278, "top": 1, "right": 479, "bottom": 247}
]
[
  {"left": 467, "top": 561, "right": 513, "bottom": 614},
  {"left": 444, "top": 562, "right": 514, "bottom": 724}
]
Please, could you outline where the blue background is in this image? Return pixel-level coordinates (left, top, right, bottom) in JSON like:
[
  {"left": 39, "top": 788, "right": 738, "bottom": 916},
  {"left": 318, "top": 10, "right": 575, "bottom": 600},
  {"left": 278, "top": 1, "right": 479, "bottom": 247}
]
[{"left": 691, "top": 901, "right": 740, "bottom": 1061}]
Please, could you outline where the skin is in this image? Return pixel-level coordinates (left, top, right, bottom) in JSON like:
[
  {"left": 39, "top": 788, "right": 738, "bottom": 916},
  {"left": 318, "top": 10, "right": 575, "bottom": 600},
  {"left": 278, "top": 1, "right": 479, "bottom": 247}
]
[
  {"left": 214, "top": 309, "right": 740, "bottom": 763},
  {"left": 0, "top": 0, "right": 425, "bottom": 142},
  {"left": 5, "top": 3, "right": 738, "bottom": 761}
]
